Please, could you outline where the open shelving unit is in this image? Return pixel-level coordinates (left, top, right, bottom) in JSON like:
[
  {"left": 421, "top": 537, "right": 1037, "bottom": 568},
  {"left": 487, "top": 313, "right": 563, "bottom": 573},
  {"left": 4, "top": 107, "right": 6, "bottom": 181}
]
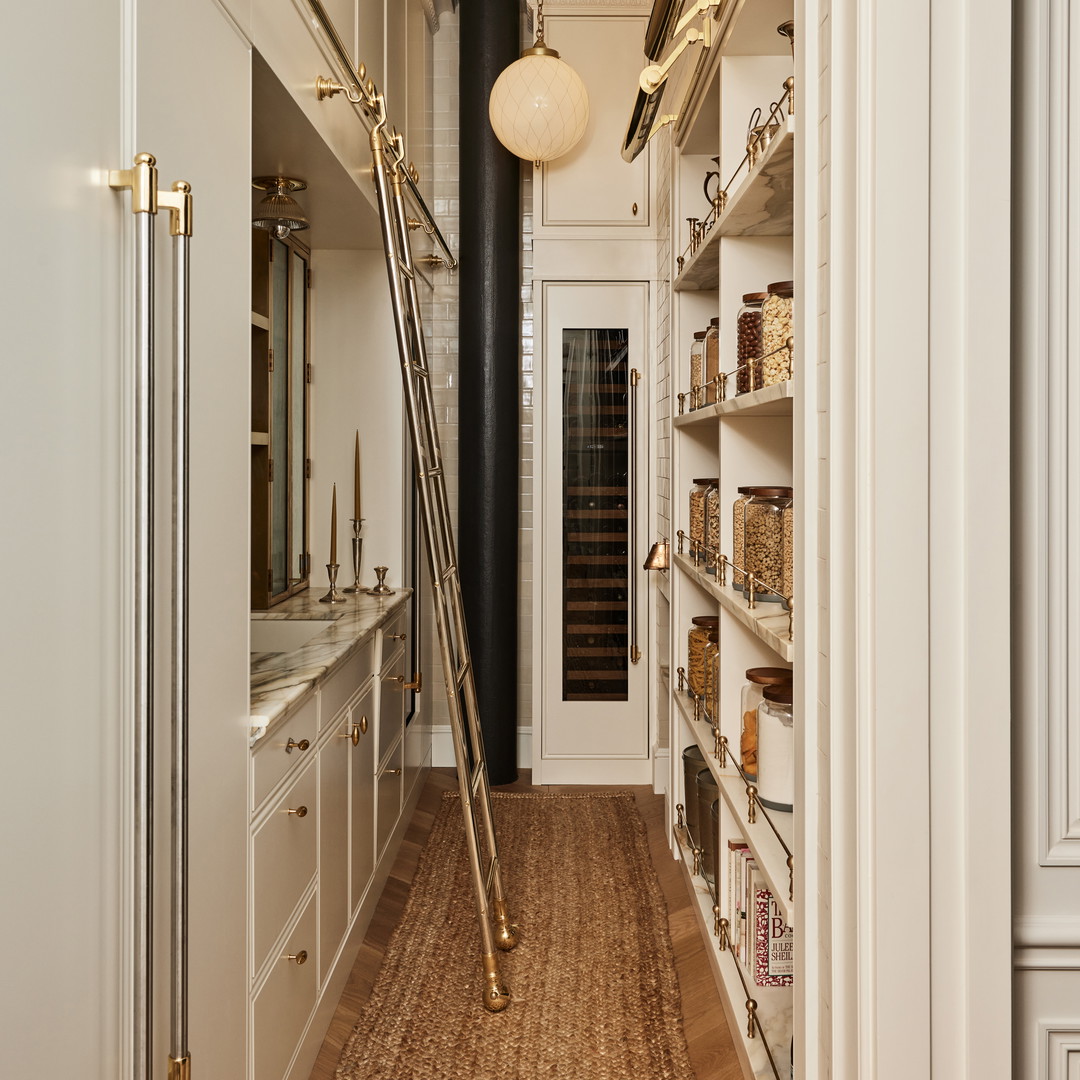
[{"left": 657, "top": 2, "right": 798, "bottom": 1076}]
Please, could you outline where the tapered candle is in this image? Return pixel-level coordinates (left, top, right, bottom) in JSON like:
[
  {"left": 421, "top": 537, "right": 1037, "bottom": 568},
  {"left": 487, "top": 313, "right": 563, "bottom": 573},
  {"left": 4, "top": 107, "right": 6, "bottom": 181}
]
[
  {"left": 353, "top": 430, "right": 362, "bottom": 521},
  {"left": 330, "top": 483, "right": 338, "bottom": 565}
]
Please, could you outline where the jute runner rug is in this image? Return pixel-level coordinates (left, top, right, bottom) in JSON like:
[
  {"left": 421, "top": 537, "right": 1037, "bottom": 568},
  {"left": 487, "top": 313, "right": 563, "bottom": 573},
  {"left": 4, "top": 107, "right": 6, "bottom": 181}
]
[{"left": 335, "top": 790, "right": 695, "bottom": 1080}]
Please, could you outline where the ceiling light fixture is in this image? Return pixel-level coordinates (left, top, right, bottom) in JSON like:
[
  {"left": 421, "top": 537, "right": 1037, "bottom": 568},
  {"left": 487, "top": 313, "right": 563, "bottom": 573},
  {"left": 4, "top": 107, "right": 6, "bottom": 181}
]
[
  {"left": 252, "top": 176, "right": 310, "bottom": 240},
  {"left": 488, "top": 0, "right": 589, "bottom": 168}
]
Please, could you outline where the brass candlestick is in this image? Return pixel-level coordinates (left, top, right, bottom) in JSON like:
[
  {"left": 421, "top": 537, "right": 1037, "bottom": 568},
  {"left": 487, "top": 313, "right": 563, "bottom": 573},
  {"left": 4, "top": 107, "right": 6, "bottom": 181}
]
[
  {"left": 320, "top": 563, "right": 346, "bottom": 603},
  {"left": 343, "top": 518, "right": 365, "bottom": 594},
  {"left": 367, "top": 565, "right": 394, "bottom": 596}
]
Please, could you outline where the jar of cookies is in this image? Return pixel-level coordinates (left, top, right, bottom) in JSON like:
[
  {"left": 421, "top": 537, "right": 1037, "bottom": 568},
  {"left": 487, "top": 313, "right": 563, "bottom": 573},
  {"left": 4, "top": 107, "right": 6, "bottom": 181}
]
[{"left": 739, "top": 667, "right": 792, "bottom": 782}]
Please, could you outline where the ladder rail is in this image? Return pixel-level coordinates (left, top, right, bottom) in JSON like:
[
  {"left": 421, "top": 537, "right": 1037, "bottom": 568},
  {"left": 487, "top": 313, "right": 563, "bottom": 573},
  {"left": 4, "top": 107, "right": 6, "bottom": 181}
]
[{"left": 367, "top": 107, "right": 518, "bottom": 1012}]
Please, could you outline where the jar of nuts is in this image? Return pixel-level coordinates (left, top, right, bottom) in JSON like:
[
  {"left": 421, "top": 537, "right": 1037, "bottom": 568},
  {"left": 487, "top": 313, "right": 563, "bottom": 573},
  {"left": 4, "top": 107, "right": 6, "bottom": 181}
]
[
  {"left": 782, "top": 502, "right": 794, "bottom": 601},
  {"left": 761, "top": 279, "right": 794, "bottom": 385},
  {"left": 687, "top": 615, "right": 719, "bottom": 700},
  {"left": 731, "top": 486, "right": 752, "bottom": 592},
  {"left": 689, "top": 330, "right": 706, "bottom": 410},
  {"left": 704, "top": 317, "right": 720, "bottom": 404},
  {"left": 737, "top": 292, "right": 767, "bottom": 394},
  {"left": 743, "top": 486, "right": 793, "bottom": 603},
  {"left": 689, "top": 478, "right": 715, "bottom": 562},
  {"left": 705, "top": 481, "right": 722, "bottom": 575},
  {"left": 739, "top": 666, "right": 792, "bottom": 782}
]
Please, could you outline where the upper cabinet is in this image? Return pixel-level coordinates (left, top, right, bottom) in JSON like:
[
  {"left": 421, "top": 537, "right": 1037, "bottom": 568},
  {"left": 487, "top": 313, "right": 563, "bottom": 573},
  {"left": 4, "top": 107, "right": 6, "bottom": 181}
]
[{"left": 537, "top": 15, "right": 651, "bottom": 235}]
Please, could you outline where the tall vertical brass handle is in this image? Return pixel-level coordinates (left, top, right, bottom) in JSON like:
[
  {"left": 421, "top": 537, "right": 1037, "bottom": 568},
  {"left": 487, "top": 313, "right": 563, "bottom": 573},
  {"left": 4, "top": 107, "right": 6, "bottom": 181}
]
[{"left": 629, "top": 368, "right": 641, "bottom": 664}]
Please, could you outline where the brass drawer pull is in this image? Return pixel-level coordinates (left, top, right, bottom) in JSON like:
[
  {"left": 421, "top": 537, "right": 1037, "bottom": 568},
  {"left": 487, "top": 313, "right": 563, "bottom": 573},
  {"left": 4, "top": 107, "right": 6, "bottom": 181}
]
[
  {"left": 349, "top": 715, "right": 369, "bottom": 745},
  {"left": 391, "top": 672, "right": 423, "bottom": 692},
  {"left": 286, "top": 805, "right": 308, "bottom": 818},
  {"left": 388, "top": 632, "right": 406, "bottom": 641},
  {"left": 285, "top": 950, "right": 308, "bottom": 965},
  {"left": 385, "top": 768, "right": 402, "bottom": 776},
  {"left": 285, "top": 737, "right": 310, "bottom": 754}
]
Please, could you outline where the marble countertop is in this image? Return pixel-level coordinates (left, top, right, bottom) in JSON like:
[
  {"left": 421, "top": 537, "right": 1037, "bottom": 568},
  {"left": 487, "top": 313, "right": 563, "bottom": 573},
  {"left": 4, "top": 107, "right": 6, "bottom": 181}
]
[{"left": 250, "top": 587, "right": 411, "bottom": 738}]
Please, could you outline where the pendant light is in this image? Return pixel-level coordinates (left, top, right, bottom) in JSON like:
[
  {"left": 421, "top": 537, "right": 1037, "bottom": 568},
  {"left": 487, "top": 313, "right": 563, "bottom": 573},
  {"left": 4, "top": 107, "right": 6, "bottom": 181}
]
[
  {"left": 252, "top": 176, "right": 310, "bottom": 240},
  {"left": 489, "top": 0, "right": 589, "bottom": 167}
]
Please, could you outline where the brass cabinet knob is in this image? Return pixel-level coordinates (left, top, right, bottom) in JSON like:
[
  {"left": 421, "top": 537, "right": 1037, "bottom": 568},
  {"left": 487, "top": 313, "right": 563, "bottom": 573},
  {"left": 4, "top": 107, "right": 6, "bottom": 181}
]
[
  {"left": 286, "top": 805, "right": 308, "bottom": 817},
  {"left": 359, "top": 714, "right": 368, "bottom": 735},
  {"left": 349, "top": 714, "right": 369, "bottom": 745},
  {"left": 388, "top": 632, "right": 406, "bottom": 641},
  {"left": 632, "top": 202, "right": 639, "bottom": 215},
  {"left": 285, "top": 737, "right": 310, "bottom": 754},
  {"left": 391, "top": 672, "right": 423, "bottom": 691},
  {"left": 285, "top": 950, "right": 308, "bottom": 965},
  {"left": 385, "top": 768, "right": 402, "bottom": 776}
]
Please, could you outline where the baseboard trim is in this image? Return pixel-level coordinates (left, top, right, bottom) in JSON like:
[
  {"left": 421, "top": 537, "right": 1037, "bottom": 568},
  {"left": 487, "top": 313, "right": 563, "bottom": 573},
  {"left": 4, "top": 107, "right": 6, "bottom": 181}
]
[{"left": 431, "top": 725, "right": 532, "bottom": 769}]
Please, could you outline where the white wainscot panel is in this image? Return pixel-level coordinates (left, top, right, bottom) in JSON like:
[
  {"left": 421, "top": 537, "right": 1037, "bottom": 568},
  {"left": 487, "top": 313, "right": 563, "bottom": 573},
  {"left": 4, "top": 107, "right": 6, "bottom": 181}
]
[{"left": 1013, "top": 969, "right": 1080, "bottom": 1078}]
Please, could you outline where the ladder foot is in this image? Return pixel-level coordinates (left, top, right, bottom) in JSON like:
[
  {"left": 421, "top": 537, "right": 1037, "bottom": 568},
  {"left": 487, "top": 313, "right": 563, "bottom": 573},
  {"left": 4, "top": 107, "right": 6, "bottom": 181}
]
[
  {"left": 492, "top": 898, "right": 520, "bottom": 951},
  {"left": 482, "top": 956, "right": 511, "bottom": 1012}
]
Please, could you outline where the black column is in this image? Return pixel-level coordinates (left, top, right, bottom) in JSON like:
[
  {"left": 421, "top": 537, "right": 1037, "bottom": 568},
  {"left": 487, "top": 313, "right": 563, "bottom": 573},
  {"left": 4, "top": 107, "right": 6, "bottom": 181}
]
[{"left": 458, "top": 0, "right": 520, "bottom": 784}]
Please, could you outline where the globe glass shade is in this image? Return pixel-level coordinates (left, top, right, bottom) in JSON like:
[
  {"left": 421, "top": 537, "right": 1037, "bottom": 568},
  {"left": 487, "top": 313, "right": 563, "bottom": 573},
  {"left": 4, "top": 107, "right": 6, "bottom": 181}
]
[{"left": 489, "top": 54, "right": 589, "bottom": 165}]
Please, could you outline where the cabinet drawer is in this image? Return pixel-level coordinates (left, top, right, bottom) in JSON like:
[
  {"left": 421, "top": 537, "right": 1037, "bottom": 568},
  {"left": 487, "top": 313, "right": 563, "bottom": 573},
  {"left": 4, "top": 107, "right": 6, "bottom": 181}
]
[
  {"left": 253, "top": 696, "right": 317, "bottom": 810},
  {"left": 378, "top": 651, "right": 406, "bottom": 766},
  {"left": 378, "top": 606, "right": 408, "bottom": 670},
  {"left": 253, "top": 890, "right": 317, "bottom": 1080},
  {"left": 376, "top": 738, "right": 403, "bottom": 858},
  {"left": 319, "top": 635, "right": 376, "bottom": 730},
  {"left": 253, "top": 765, "right": 317, "bottom": 972}
]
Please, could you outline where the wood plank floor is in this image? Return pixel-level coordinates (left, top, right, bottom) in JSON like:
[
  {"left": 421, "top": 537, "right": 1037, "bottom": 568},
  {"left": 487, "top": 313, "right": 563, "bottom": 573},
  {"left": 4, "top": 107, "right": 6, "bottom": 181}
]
[{"left": 307, "top": 768, "right": 743, "bottom": 1080}]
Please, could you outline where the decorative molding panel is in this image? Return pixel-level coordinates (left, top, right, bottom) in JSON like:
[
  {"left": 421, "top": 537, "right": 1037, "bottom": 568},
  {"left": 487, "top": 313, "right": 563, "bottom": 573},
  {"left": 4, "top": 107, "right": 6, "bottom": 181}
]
[
  {"left": 1041, "top": 0, "right": 1080, "bottom": 864},
  {"left": 1044, "top": 1028, "right": 1080, "bottom": 1079}
]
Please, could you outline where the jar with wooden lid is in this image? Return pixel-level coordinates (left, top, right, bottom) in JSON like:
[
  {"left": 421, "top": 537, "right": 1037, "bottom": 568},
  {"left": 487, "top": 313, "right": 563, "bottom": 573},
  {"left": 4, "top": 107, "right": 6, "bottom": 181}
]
[
  {"left": 739, "top": 667, "right": 793, "bottom": 781},
  {"left": 782, "top": 502, "right": 794, "bottom": 601},
  {"left": 704, "top": 317, "right": 720, "bottom": 404},
  {"left": 704, "top": 481, "right": 722, "bottom": 575},
  {"left": 731, "top": 486, "right": 752, "bottom": 591},
  {"left": 687, "top": 615, "right": 719, "bottom": 700},
  {"left": 689, "top": 478, "right": 715, "bottom": 563},
  {"left": 743, "top": 486, "right": 793, "bottom": 603},
  {"left": 737, "top": 292, "right": 767, "bottom": 394},
  {"left": 689, "top": 331, "right": 707, "bottom": 410},
  {"left": 761, "top": 280, "right": 793, "bottom": 385},
  {"left": 703, "top": 633, "right": 720, "bottom": 725},
  {"left": 757, "top": 682, "right": 795, "bottom": 812}
]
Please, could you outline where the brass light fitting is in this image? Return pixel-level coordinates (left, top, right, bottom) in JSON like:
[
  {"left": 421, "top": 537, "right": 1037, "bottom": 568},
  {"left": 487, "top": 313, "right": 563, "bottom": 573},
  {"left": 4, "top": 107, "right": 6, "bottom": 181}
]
[
  {"left": 252, "top": 176, "right": 310, "bottom": 239},
  {"left": 643, "top": 539, "right": 670, "bottom": 571}
]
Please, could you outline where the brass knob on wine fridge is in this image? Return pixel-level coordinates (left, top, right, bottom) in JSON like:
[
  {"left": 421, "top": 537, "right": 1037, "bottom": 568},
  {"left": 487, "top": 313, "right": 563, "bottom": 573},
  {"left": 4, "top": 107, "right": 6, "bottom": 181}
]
[
  {"left": 285, "top": 950, "right": 308, "bottom": 965},
  {"left": 285, "top": 737, "right": 310, "bottom": 754},
  {"left": 287, "top": 805, "right": 308, "bottom": 817}
]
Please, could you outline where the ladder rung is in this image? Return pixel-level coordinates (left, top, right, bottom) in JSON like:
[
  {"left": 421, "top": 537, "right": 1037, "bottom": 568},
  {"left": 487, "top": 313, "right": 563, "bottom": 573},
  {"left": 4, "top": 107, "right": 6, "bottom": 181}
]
[
  {"left": 396, "top": 259, "right": 414, "bottom": 280},
  {"left": 441, "top": 563, "right": 458, "bottom": 584},
  {"left": 411, "top": 363, "right": 430, "bottom": 379},
  {"left": 456, "top": 660, "right": 470, "bottom": 689},
  {"left": 485, "top": 855, "right": 498, "bottom": 897},
  {"left": 471, "top": 762, "right": 484, "bottom": 795}
]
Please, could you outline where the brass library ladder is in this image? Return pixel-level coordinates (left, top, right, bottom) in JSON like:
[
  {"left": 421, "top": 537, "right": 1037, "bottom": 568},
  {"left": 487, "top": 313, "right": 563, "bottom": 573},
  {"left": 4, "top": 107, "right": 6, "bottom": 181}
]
[{"left": 366, "top": 100, "right": 519, "bottom": 1010}]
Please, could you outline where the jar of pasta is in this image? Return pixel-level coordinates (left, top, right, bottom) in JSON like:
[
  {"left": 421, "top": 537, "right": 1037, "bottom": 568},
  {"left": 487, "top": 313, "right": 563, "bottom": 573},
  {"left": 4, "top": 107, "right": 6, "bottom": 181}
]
[
  {"left": 761, "top": 280, "right": 793, "bottom": 385},
  {"left": 739, "top": 667, "right": 792, "bottom": 781},
  {"left": 704, "top": 317, "right": 720, "bottom": 404},
  {"left": 687, "top": 615, "right": 719, "bottom": 700},
  {"left": 689, "top": 330, "right": 707, "bottom": 410},
  {"left": 705, "top": 481, "right": 722, "bottom": 575},
  {"left": 743, "top": 486, "right": 793, "bottom": 603},
  {"left": 703, "top": 632, "right": 720, "bottom": 725},
  {"left": 736, "top": 292, "right": 767, "bottom": 394},
  {"left": 689, "top": 478, "right": 715, "bottom": 563}
]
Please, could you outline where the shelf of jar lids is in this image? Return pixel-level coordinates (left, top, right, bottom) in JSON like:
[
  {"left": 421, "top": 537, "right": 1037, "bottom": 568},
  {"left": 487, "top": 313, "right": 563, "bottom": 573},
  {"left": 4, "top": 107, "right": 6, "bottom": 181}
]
[
  {"left": 673, "top": 549, "right": 794, "bottom": 662},
  {"left": 675, "top": 115, "right": 796, "bottom": 294},
  {"left": 673, "top": 684, "right": 794, "bottom": 927},
  {"left": 675, "top": 375, "right": 794, "bottom": 428},
  {"left": 671, "top": 825, "right": 794, "bottom": 1080}
]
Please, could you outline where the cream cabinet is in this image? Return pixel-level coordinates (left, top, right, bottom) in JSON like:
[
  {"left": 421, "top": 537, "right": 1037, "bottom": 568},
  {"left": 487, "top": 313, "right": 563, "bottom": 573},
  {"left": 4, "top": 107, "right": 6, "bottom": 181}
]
[{"left": 249, "top": 608, "right": 428, "bottom": 1080}]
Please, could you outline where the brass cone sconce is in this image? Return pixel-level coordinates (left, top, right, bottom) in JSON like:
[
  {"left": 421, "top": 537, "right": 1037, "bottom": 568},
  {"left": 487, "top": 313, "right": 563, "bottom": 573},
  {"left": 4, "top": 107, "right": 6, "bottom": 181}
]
[
  {"left": 643, "top": 539, "right": 670, "bottom": 571},
  {"left": 252, "top": 176, "right": 310, "bottom": 240}
]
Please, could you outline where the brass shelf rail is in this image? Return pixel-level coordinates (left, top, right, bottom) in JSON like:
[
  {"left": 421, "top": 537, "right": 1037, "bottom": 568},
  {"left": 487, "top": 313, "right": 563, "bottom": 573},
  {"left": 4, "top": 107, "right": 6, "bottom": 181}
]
[{"left": 678, "top": 340, "right": 794, "bottom": 416}]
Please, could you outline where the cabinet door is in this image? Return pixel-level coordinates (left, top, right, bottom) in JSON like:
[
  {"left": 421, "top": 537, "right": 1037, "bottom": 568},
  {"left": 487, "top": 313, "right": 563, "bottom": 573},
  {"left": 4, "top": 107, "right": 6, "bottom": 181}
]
[
  {"left": 539, "top": 16, "right": 649, "bottom": 231},
  {"left": 319, "top": 712, "right": 350, "bottom": 980},
  {"left": 349, "top": 682, "right": 377, "bottom": 917}
]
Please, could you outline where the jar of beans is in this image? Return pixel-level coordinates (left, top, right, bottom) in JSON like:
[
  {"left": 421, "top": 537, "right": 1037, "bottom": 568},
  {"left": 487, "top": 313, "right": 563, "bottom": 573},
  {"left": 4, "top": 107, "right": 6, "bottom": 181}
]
[
  {"left": 689, "top": 330, "right": 706, "bottom": 410},
  {"left": 743, "top": 486, "right": 793, "bottom": 603},
  {"left": 731, "top": 486, "right": 752, "bottom": 591},
  {"left": 761, "top": 280, "right": 794, "bottom": 385},
  {"left": 704, "top": 317, "right": 720, "bottom": 404},
  {"left": 736, "top": 292, "right": 767, "bottom": 394},
  {"left": 739, "top": 666, "right": 792, "bottom": 781},
  {"left": 705, "top": 481, "right": 722, "bottom": 575},
  {"left": 687, "top": 615, "right": 719, "bottom": 700},
  {"left": 689, "top": 478, "right": 715, "bottom": 562}
]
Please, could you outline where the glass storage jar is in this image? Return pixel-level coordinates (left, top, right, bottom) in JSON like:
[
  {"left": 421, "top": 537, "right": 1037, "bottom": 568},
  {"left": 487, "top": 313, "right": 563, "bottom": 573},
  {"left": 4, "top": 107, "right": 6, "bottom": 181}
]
[
  {"left": 704, "top": 317, "right": 720, "bottom": 404},
  {"left": 761, "top": 280, "right": 794, "bottom": 385},
  {"left": 703, "top": 632, "right": 720, "bottom": 725},
  {"left": 688, "top": 330, "right": 707, "bottom": 410},
  {"left": 696, "top": 767, "right": 719, "bottom": 884},
  {"left": 782, "top": 502, "right": 794, "bottom": 601},
  {"left": 736, "top": 292, "right": 767, "bottom": 394},
  {"left": 689, "top": 477, "right": 715, "bottom": 563},
  {"left": 731, "top": 486, "right": 752, "bottom": 591},
  {"left": 739, "top": 667, "right": 793, "bottom": 781},
  {"left": 757, "top": 682, "right": 794, "bottom": 812},
  {"left": 681, "top": 744, "right": 706, "bottom": 835},
  {"left": 705, "top": 480, "right": 722, "bottom": 575},
  {"left": 687, "top": 615, "right": 719, "bottom": 700},
  {"left": 743, "top": 486, "right": 793, "bottom": 603}
]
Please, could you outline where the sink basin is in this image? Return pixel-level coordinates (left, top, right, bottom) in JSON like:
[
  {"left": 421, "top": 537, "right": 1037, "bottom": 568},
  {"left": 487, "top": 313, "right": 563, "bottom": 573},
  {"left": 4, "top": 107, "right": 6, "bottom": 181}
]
[{"left": 250, "top": 618, "right": 334, "bottom": 654}]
